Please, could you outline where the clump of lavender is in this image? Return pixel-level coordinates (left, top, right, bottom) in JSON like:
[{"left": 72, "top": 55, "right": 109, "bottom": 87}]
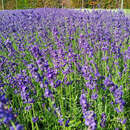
[
  {"left": 84, "top": 111, "right": 97, "bottom": 130},
  {"left": 0, "top": 102, "right": 15, "bottom": 126},
  {"left": 107, "top": 82, "right": 125, "bottom": 113},
  {"left": 4, "top": 39, "right": 17, "bottom": 57},
  {"left": 54, "top": 105, "right": 64, "bottom": 126},
  {"left": 28, "top": 64, "right": 42, "bottom": 83},
  {"left": 113, "top": 86, "right": 125, "bottom": 113},
  {"left": 104, "top": 77, "right": 126, "bottom": 113},
  {"left": 0, "top": 99, "right": 23, "bottom": 129},
  {"left": 14, "top": 70, "right": 35, "bottom": 104},
  {"left": 80, "top": 90, "right": 88, "bottom": 114},
  {"left": 78, "top": 34, "right": 94, "bottom": 58},
  {"left": 80, "top": 90, "right": 97, "bottom": 129}
]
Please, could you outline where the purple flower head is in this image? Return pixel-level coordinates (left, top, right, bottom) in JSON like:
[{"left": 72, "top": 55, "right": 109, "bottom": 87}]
[
  {"left": 84, "top": 111, "right": 97, "bottom": 129},
  {"left": 8, "top": 107, "right": 13, "bottom": 112},
  {"left": 91, "top": 92, "right": 98, "bottom": 100},
  {"left": 40, "top": 82, "right": 44, "bottom": 88},
  {"left": 10, "top": 126, "right": 15, "bottom": 130},
  {"left": 42, "top": 103, "right": 45, "bottom": 108},
  {"left": 95, "top": 72, "right": 100, "bottom": 78},
  {"left": 44, "top": 62, "right": 49, "bottom": 69},
  {"left": 119, "top": 103, "right": 124, "bottom": 112},
  {"left": 32, "top": 67, "right": 38, "bottom": 72},
  {"left": 44, "top": 80, "right": 48, "bottom": 87},
  {"left": 111, "top": 101, "right": 113, "bottom": 105},
  {"left": 44, "top": 88, "right": 53, "bottom": 98},
  {"left": 100, "top": 113, "right": 106, "bottom": 128},
  {"left": 36, "top": 57, "right": 46, "bottom": 71},
  {"left": 110, "top": 84, "right": 117, "bottom": 91},
  {"left": 0, "top": 106, "right": 16, "bottom": 126},
  {"left": 85, "top": 82, "right": 94, "bottom": 90},
  {"left": 121, "top": 119, "right": 127, "bottom": 124},
  {"left": 55, "top": 80, "right": 62, "bottom": 88},
  {"left": 25, "top": 105, "right": 32, "bottom": 111},
  {"left": 114, "top": 87, "right": 123, "bottom": 99},
  {"left": 16, "top": 124, "right": 24, "bottom": 130},
  {"left": 31, "top": 46, "right": 41, "bottom": 58},
  {"left": 65, "top": 119, "right": 70, "bottom": 127},
  {"left": 58, "top": 118, "right": 64, "bottom": 126},
  {"left": 0, "top": 94, "right": 8, "bottom": 104},
  {"left": 113, "top": 86, "right": 124, "bottom": 105},
  {"left": 80, "top": 92, "right": 88, "bottom": 111},
  {"left": 104, "top": 77, "right": 114, "bottom": 87},
  {"left": 32, "top": 117, "right": 39, "bottom": 123},
  {"left": 46, "top": 68, "right": 57, "bottom": 81},
  {"left": 57, "top": 117, "right": 63, "bottom": 125},
  {"left": 27, "top": 64, "right": 34, "bottom": 70},
  {"left": 115, "top": 107, "right": 120, "bottom": 113},
  {"left": 66, "top": 81, "right": 73, "bottom": 86}
]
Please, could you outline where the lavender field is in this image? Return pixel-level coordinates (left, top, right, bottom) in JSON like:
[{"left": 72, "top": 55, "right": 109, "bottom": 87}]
[{"left": 0, "top": 8, "right": 130, "bottom": 130}]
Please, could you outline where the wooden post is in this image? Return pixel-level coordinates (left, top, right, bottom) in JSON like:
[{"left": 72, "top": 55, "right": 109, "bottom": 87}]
[
  {"left": 82, "top": 0, "right": 84, "bottom": 8},
  {"left": 16, "top": 0, "right": 17, "bottom": 9},
  {"left": 2, "top": 0, "right": 4, "bottom": 10}
]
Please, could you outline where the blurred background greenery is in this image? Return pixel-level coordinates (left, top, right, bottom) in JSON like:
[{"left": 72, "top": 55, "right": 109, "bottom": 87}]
[{"left": 0, "top": 0, "right": 129, "bottom": 10}]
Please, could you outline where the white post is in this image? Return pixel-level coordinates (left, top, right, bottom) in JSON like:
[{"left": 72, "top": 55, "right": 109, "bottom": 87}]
[{"left": 121, "top": 0, "right": 123, "bottom": 9}]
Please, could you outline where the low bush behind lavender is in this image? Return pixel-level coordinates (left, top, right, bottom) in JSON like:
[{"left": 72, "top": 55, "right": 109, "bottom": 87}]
[{"left": 0, "top": 8, "right": 129, "bottom": 130}]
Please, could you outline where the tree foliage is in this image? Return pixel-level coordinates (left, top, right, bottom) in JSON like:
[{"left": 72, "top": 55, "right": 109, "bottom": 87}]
[{"left": 0, "top": 0, "right": 129, "bottom": 10}]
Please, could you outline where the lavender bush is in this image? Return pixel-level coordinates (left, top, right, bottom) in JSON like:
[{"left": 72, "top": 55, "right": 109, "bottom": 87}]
[{"left": 0, "top": 8, "right": 129, "bottom": 130}]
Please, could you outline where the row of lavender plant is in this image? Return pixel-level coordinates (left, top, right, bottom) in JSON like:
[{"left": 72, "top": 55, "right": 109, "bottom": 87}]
[{"left": 0, "top": 8, "right": 129, "bottom": 130}]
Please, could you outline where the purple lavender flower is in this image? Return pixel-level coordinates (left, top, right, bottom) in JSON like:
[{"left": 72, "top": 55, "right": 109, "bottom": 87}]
[
  {"left": 58, "top": 117, "right": 64, "bottom": 126},
  {"left": 44, "top": 88, "right": 53, "bottom": 98},
  {"left": 31, "top": 45, "right": 41, "bottom": 59},
  {"left": 80, "top": 91, "right": 88, "bottom": 113},
  {"left": 10, "top": 124, "right": 24, "bottom": 130},
  {"left": 42, "top": 103, "right": 45, "bottom": 109},
  {"left": 25, "top": 105, "right": 32, "bottom": 111},
  {"left": 115, "top": 107, "right": 120, "bottom": 113},
  {"left": 100, "top": 113, "right": 106, "bottom": 128},
  {"left": 104, "top": 77, "right": 114, "bottom": 87},
  {"left": 121, "top": 119, "right": 127, "bottom": 124},
  {"left": 53, "top": 104, "right": 64, "bottom": 126},
  {"left": 91, "top": 92, "right": 98, "bottom": 100},
  {"left": 65, "top": 119, "right": 70, "bottom": 127},
  {"left": 32, "top": 117, "right": 39, "bottom": 123},
  {"left": 114, "top": 86, "right": 123, "bottom": 104},
  {"left": 16, "top": 124, "right": 24, "bottom": 130},
  {"left": 109, "top": 85, "right": 118, "bottom": 93},
  {"left": 55, "top": 80, "right": 62, "bottom": 88}
]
